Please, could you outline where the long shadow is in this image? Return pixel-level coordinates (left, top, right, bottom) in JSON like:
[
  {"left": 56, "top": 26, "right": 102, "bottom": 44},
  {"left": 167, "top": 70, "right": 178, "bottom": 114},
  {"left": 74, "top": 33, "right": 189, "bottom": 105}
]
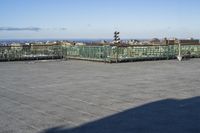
[{"left": 41, "top": 97, "right": 200, "bottom": 133}]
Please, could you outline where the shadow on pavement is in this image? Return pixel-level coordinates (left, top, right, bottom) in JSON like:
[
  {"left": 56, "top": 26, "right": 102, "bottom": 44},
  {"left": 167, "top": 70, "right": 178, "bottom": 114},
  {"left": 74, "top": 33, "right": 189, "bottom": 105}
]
[{"left": 41, "top": 97, "right": 200, "bottom": 133}]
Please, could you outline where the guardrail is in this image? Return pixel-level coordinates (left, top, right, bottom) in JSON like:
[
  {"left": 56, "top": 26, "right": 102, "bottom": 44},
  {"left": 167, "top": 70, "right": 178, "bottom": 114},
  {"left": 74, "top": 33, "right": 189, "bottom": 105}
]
[
  {"left": 0, "top": 45, "right": 63, "bottom": 61},
  {"left": 1, "top": 44, "right": 200, "bottom": 62},
  {"left": 64, "top": 45, "right": 178, "bottom": 62},
  {"left": 64, "top": 44, "right": 200, "bottom": 62}
]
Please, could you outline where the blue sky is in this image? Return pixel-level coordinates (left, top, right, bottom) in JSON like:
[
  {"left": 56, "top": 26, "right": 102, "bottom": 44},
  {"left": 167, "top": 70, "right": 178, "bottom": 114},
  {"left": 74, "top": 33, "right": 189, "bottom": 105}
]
[{"left": 0, "top": 0, "right": 200, "bottom": 39}]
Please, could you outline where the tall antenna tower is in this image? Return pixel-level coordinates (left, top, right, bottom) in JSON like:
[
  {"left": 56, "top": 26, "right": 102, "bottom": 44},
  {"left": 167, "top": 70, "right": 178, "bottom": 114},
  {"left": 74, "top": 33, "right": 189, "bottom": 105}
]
[{"left": 114, "top": 31, "right": 120, "bottom": 45}]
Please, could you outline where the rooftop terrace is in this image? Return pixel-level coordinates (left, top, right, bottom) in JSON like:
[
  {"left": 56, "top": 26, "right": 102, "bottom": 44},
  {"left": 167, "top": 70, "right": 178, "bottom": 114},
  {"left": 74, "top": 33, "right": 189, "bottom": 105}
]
[{"left": 0, "top": 59, "right": 200, "bottom": 133}]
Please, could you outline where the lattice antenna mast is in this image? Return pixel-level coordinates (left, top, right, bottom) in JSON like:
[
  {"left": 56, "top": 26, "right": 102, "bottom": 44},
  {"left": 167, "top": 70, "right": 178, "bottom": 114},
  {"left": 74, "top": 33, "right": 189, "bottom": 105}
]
[{"left": 114, "top": 31, "right": 120, "bottom": 45}]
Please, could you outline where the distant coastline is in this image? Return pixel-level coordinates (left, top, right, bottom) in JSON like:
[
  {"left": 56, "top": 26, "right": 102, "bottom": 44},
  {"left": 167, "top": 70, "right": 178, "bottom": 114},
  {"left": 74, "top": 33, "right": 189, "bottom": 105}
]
[{"left": 0, "top": 38, "right": 150, "bottom": 45}]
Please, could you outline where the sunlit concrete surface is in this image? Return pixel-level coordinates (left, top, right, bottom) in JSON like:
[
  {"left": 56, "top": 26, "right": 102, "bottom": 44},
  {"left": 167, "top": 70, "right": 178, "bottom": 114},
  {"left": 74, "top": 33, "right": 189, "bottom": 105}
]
[{"left": 0, "top": 59, "right": 200, "bottom": 133}]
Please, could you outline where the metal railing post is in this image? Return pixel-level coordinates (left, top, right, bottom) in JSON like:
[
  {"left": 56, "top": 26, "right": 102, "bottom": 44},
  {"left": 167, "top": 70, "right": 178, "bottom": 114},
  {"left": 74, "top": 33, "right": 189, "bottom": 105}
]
[{"left": 177, "top": 43, "right": 182, "bottom": 61}]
